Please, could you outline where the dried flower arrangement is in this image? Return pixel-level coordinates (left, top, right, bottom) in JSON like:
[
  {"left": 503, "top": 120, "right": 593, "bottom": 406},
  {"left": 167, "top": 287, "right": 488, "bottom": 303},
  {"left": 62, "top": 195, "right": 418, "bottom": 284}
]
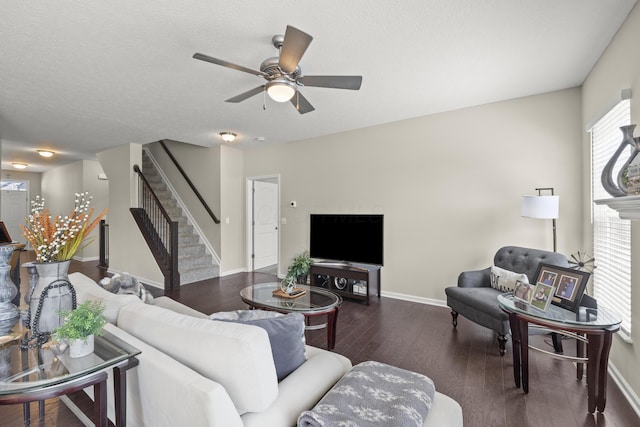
[{"left": 20, "top": 192, "right": 108, "bottom": 263}]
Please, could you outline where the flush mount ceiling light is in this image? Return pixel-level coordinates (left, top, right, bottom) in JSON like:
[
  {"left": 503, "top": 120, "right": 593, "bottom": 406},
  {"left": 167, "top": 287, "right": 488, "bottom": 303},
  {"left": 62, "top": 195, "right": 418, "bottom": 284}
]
[
  {"left": 219, "top": 132, "right": 237, "bottom": 143},
  {"left": 12, "top": 163, "right": 28, "bottom": 169},
  {"left": 37, "top": 149, "right": 54, "bottom": 158},
  {"left": 265, "top": 79, "right": 296, "bottom": 102}
]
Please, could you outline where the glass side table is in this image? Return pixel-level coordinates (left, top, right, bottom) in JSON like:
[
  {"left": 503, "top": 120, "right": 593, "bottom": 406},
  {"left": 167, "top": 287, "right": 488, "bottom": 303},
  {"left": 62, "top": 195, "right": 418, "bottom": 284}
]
[
  {"left": 498, "top": 293, "right": 621, "bottom": 414},
  {"left": 0, "top": 328, "right": 140, "bottom": 426}
]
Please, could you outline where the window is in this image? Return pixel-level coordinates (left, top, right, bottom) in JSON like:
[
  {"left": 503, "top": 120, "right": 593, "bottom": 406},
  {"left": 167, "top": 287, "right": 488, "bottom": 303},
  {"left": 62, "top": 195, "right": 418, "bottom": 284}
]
[{"left": 590, "top": 99, "right": 632, "bottom": 337}]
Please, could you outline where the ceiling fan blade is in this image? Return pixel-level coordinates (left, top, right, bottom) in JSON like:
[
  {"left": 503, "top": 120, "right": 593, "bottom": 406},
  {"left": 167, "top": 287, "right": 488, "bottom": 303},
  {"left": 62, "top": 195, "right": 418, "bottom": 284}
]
[
  {"left": 278, "top": 26, "right": 313, "bottom": 74},
  {"left": 193, "top": 53, "right": 266, "bottom": 77},
  {"left": 226, "top": 85, "right": 265, "bottom": 103},
  {"left": 290, "top": 91, "right": 315, "bottom": 114},
  {"left": 298, "top": 75, "right": 363, "bottom": 90}
]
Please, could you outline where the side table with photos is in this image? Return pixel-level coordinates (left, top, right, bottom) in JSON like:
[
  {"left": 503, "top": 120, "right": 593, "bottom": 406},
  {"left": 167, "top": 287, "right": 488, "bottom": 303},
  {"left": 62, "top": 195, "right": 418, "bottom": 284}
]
[{"left": 499, "top": 263, "right": 622, "bottom": 413}]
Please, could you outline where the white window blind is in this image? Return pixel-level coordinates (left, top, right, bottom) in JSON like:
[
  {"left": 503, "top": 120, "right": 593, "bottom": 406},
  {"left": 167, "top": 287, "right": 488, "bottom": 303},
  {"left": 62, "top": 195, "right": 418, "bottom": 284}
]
[{"left": 590, "top": 99, "right": 632, "bottom": 336}]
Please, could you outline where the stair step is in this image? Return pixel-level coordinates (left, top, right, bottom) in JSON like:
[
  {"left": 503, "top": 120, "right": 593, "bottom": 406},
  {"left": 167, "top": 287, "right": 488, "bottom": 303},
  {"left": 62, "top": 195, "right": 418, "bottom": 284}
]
[
  {"left": 141, "top": 150, "right": 219, "bottom": 285},
  {"left": 180, "top": 264, "right": 220, "bottom": 285}
]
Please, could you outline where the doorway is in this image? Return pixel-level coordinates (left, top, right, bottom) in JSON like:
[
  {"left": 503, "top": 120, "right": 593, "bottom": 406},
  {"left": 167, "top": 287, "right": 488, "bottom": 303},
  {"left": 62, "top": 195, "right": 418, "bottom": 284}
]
[
  {"left": 247, "top": 176, "right": 280, "bottom": 275},
  {"left": 1, "top": 180, "right": 29, "bottom": 245}
]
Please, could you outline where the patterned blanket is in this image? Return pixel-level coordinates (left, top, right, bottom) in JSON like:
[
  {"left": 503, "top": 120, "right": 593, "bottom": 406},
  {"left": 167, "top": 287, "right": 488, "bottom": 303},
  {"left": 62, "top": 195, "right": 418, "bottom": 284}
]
[{"left": 298, "top": 361, "right": 435, "bottom": 427}]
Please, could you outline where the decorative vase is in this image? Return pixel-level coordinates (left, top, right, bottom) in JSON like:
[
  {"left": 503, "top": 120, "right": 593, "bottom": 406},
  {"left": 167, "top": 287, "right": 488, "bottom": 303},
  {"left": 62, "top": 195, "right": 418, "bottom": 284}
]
[
  {"left": 601, "top": 124, "right": 636, "bottom": 197},
  {"left": 0, "top": 246, "right": 12, "bottom": 266},
  {"left": 0, "top": 246, "right": 19, "bottom": 335},
  {"left": 617, "top": 136, "right": 640, "bottom": 195},
  {"left": 28, "top": 260, "right": 76, "bottom": 342},
  {"left": 69, "top": 335, "right": 94, "bottom": 358},
  {"left": 281, "top": 277, "right": 296, "bottom": 294},
  {"left": 23, "top": 261, "right": 39, "bottom": 305}
]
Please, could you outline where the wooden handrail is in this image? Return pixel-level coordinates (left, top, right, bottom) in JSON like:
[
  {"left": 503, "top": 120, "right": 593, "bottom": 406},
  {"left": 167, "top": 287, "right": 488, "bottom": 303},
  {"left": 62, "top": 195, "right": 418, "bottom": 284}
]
[
  {"left": 158, "top": 139, "right": 221, "bottom": 224},
  {"left": 132, "top": 164, "right": 180, "bottom": 290}
]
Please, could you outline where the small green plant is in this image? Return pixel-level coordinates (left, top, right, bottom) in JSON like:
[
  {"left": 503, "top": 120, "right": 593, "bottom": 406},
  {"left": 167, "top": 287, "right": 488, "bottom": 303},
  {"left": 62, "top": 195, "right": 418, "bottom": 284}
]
[
  {"left": 286, "top": 250, "right": 313, "bottom": 284},
  {"left": 54, "top": 300, "right": 107, "bottom": 343}
]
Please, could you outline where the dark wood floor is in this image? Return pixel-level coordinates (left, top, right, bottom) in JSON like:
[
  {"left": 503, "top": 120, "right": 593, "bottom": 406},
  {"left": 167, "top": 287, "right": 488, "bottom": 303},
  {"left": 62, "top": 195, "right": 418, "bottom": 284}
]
[{"left": 1, "top": 254, "right": 638, "bottom": 427}]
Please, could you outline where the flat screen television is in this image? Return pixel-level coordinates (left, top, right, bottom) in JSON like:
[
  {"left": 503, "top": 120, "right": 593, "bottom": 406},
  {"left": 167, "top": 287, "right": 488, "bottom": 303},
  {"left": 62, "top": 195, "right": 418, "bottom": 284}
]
[{"left": 309, "top": 214, "right": 384, "bottom": 266}]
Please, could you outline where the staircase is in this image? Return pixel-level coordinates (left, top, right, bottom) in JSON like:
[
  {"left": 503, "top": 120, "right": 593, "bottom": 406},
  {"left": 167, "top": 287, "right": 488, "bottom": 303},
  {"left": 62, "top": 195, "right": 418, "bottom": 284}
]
[{"left": 141, "top": 152, "right": 219, "bottom": 285}]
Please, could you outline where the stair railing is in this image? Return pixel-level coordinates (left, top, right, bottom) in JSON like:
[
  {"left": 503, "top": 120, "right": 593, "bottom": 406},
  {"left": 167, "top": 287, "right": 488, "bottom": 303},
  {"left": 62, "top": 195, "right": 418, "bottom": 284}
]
[
  {"left": 132, "top": 164, "right": 180, "bottom": 290},
  {"left": 158, "top": 139, "right": 221, "bottom": 224}
]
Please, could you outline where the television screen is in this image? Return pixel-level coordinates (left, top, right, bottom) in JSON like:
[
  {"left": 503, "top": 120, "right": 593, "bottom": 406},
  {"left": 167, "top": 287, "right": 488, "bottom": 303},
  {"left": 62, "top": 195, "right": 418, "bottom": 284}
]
[{"left": 309, "top": 214, "right": 384, "bottom": 265}]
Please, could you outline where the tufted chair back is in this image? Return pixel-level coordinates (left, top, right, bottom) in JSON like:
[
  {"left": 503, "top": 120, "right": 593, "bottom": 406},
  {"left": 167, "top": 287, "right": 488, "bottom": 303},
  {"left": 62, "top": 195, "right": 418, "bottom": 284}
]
[{"left": 493, "top": 246, "right": 569, "bottom": 283}]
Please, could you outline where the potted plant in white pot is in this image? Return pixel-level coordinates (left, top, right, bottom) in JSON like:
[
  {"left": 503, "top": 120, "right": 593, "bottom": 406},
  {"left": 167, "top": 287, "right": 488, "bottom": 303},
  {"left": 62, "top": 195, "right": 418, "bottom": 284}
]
[{"left": 54, "top": 300, "right": 107, "bottom": 358}]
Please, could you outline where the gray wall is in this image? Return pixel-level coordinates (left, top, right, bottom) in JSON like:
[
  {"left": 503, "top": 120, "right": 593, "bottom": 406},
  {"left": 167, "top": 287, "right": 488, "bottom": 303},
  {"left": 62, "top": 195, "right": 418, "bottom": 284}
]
[
  {"left": 582, "top": 2, "right": 640, "bottom": 412},
  {"left": 244, "top": 88, "right": 583, "bottom": 303}
]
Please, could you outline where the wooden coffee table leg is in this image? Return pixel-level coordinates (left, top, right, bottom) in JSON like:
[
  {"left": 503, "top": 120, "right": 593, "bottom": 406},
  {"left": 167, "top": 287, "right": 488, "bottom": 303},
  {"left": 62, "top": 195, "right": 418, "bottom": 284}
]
[{"left": 327, "top": 307, "right": 339, "bottom": 350}]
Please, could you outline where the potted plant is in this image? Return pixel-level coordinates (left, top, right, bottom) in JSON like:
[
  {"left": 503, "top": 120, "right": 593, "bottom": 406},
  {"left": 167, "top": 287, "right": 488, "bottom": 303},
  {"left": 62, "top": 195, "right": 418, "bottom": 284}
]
[
  {"left": 54, "top": 300, "right": 107, "bottom": 358},
  {"left": 286, "top": 251, "right": 313, "bottom": 285}
]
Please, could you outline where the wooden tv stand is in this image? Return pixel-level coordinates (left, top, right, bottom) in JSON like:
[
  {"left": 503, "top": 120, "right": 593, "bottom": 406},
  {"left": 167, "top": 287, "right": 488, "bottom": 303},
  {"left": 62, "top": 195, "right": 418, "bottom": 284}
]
[{"left": 310, "top": 263, "right": 381, "bottom": 305}]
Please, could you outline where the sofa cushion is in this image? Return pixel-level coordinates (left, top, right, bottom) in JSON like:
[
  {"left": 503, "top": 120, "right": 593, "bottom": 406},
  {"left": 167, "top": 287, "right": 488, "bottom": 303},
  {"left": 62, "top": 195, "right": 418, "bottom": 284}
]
[
  {"left": 117, "top": 303, "right": 278, "bottom": 415},
  {"left": 490, "top": 265, "right": 528, "bottom": 292},
  {"left": 242, "top": 346, "right": 352, "bottom": 427},
  {"left": 68, "top": 272, "right": 143, "bottom": 324},
  {"left": 212, "top": 311, "right": 306, "bottom": 381},
  {"left": 152, "top": 296, "right": 209, "bottom": 319}
]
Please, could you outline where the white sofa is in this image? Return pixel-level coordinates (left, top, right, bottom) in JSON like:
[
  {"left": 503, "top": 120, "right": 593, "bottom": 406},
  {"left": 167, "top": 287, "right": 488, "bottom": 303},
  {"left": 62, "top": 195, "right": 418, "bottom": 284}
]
[{"left": 69, "top": 272, "right": 463, "bottom": 426}]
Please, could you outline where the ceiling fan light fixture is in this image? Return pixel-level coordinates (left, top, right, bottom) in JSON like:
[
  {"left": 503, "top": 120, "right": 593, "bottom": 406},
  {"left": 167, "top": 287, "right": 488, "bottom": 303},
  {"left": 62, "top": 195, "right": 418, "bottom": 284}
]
[
  {"left": 219, "top": 132, "right": 237, "bottom": 143},
  {"left": 37, "top": 149, "right": 54, "bottom": 158},
  {"left": 266, "top": 79, "right": 296, "bottom": 102},
  {"left": 12, "top": 162, "right": 28, "bottom": 169}
]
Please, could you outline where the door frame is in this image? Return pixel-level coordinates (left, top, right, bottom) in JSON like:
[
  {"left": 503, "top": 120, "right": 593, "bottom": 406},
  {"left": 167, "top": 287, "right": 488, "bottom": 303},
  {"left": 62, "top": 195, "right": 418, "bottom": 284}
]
[
  {"left": 246, "top": 175, "right": 280, "bottom": 274},
  {"left": 0, "top": 179, "right": 30, "bottom": 245}
]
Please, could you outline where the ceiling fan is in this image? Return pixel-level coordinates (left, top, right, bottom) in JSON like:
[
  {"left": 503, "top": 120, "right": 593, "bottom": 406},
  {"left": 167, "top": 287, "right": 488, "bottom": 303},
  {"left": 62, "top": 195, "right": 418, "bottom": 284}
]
[{"left": 193, "top": 25, "right": 362, "bottom": 114}]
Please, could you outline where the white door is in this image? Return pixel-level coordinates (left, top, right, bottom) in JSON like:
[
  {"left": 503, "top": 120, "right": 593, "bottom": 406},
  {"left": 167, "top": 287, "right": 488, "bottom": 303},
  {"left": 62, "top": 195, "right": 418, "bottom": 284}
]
[
  {"left": 1, "top": 188, "right": 28, "bottom": 244},
  {"left": 253, "top": 180, "right": 278, "bottom": 270}
]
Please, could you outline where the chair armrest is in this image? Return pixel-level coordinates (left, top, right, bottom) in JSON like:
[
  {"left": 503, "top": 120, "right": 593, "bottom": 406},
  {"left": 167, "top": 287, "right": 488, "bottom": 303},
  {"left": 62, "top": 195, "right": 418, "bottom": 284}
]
[{"left": 457, "top": 267, "right": 492, "bottom": 288}]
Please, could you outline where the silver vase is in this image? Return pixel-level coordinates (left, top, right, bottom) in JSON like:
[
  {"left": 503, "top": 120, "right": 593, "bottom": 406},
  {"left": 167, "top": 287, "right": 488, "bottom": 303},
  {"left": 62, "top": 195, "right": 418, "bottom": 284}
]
[
  {"left": 0, "top": 246, "right": 19, "bottom": 335},
  {"left": 617, "top": 136, "right": 640, "bottom": 195},
  {"left": 28, "top": 260, "right": 76, "bottom": 340},
  {"left": 601, "top": 124, "right": 636, "bottom": 197}
]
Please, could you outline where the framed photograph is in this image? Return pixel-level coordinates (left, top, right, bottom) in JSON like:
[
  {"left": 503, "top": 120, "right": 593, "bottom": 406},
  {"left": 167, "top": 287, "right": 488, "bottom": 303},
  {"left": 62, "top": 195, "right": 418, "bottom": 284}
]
[
  {"left": 533, "top": 263, "right": 591, "bottom": 312},
  {"left": 513, "top": 280, "right": 534, "bottom": 304},
  {"left": 530, "top": 282, "right": 554, "bottom": 311},
  {"left": 0, "top": 222, "right": 11, "bottom": 244}
]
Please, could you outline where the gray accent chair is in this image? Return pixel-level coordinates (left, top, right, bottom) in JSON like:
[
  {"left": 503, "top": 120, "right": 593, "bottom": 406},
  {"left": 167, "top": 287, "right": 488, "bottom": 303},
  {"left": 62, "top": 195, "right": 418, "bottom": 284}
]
[{"left": 444, "top": 246, "right": 569, "bottom": 355}]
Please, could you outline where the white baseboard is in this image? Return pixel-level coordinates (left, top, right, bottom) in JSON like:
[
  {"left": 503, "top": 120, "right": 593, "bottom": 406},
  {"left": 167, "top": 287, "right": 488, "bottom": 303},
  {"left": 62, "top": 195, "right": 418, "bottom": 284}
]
[
  {"left": 608, "top": 362, "right": 640, "bottom": 418},
  {"left": 220, "top": 267, "right": 247, "bottom": 277},
  {"left": 381, "top": 290, "right": 448, "bottom": 308},
  {"left": 72, "top": 255, "right": 99, "bottom": 262}
]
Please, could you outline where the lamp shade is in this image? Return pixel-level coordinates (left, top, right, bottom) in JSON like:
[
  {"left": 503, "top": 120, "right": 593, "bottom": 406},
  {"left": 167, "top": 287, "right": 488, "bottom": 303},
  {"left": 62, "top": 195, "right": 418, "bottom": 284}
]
[{"left": 521, "top": 195, "right": 559, "bottom": 219}]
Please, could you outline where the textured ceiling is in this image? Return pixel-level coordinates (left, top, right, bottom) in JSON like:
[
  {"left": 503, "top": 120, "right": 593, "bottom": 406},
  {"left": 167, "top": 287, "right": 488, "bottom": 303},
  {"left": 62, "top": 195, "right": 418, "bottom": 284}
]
[{"left": 0, "top": 0, "right": 636, "bottom": 172}]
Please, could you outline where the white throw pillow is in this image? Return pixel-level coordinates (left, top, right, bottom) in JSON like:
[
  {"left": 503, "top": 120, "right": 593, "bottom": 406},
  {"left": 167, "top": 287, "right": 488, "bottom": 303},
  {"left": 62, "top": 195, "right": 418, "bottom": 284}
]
[{"left": 490, "top": 265, "right": 528, "bottom": 292}]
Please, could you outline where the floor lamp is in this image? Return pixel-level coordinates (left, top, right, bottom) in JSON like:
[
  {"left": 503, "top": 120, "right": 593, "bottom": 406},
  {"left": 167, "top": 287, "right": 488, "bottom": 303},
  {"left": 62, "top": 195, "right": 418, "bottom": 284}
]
[{"left": 521, "top": 187, "right": 559, "bottom": 252}]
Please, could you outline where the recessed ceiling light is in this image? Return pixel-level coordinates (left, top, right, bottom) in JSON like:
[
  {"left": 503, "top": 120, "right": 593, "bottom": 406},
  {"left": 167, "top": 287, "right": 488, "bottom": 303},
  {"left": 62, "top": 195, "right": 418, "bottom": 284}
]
[
  {"left": 37, "top": 149, "right": 54, "bottom": 158},
  {"left": 220, "top": 132, "right": 237, "bottom": 143},
  {"left": 12, "top": 163, "right": 28, "bottom": 169}
]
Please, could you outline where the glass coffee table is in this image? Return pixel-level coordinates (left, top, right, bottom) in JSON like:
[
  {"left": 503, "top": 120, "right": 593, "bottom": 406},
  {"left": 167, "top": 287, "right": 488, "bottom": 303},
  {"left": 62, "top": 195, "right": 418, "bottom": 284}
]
[
  {"left": 240, "top": 283, "right": 342, "bottom": 350},
  {"left": 0, "top": 328, "right": 140, "bottom": 426}
]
